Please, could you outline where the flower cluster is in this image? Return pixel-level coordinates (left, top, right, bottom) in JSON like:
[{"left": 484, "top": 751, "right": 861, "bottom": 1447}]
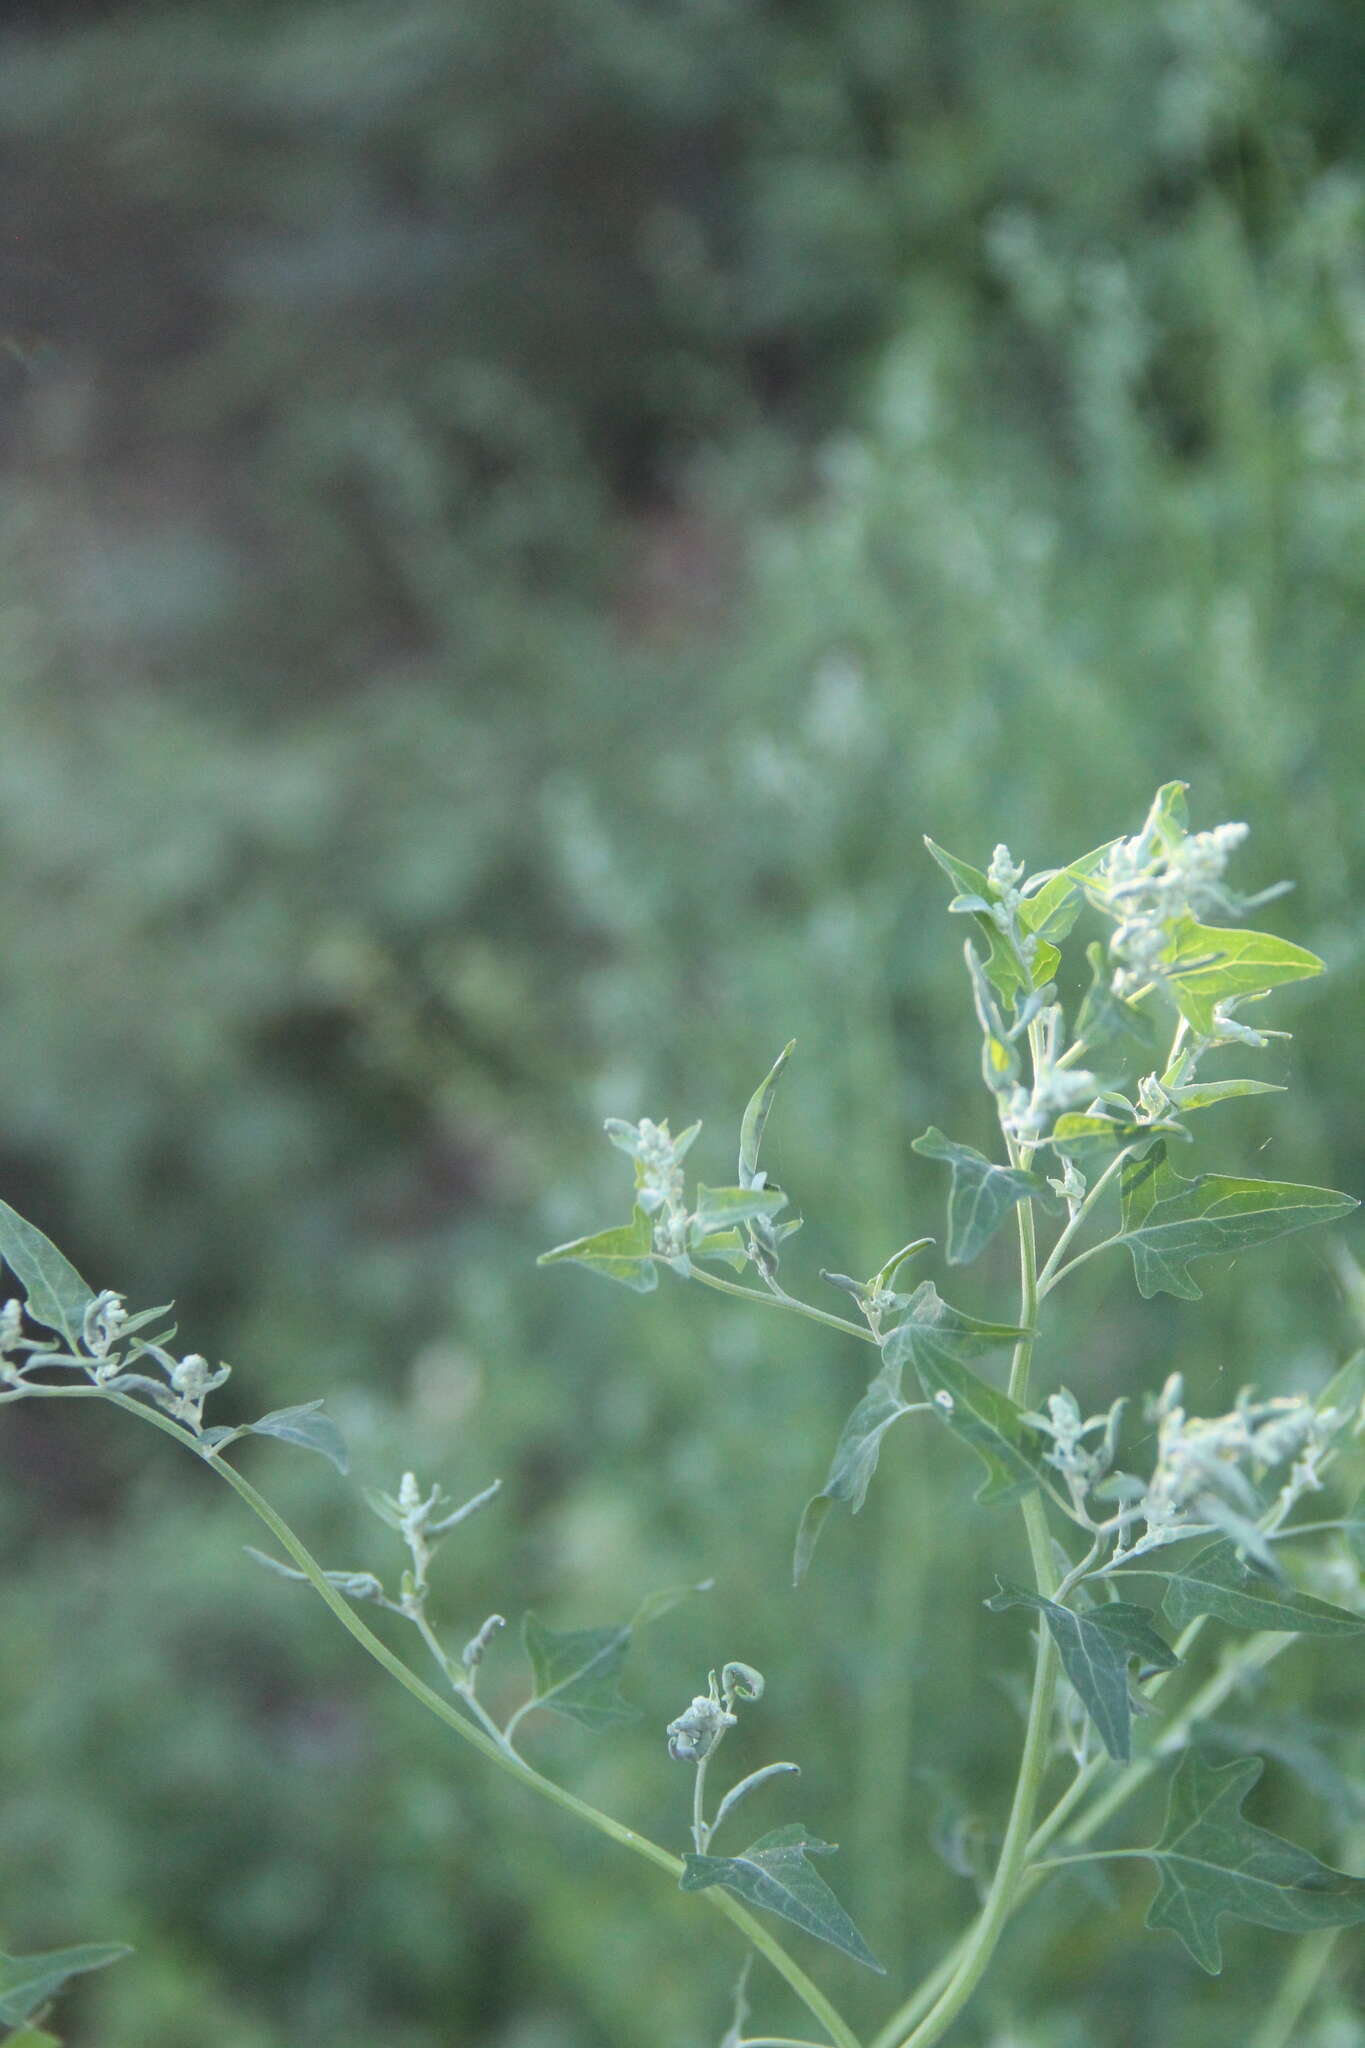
[
  {"left": 603, "top": 1115, "right": 698, "bottom": 1258},
  {"left": 1110, "top": 1374, "right": 1340, "bottom": 1563},
  {"left": 0, "top": 1286, "right": 230, "bottom": 1430}
]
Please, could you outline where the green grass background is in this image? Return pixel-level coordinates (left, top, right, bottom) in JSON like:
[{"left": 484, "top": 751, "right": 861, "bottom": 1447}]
[{"left": 0, "top": 3, "right": 1363, "bottom": 2042}]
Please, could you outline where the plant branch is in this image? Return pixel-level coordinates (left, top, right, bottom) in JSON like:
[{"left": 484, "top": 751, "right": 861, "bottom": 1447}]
[
  {"left": 685, "top": 1265, "right": 879, "bottom": 1344},
  {"left": 25, "top": 1384, "right": 863, "bottom": 2048}
]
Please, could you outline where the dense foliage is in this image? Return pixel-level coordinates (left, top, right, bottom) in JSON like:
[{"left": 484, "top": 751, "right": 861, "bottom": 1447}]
[{"left": 1, "top": 3, "right": 1363, "bottom": 2043}]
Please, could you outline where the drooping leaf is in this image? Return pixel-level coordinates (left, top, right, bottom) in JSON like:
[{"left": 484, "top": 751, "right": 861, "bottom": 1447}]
[
  {"left": 794, "top": 1362, "right": 919, "bottom": 1584},
  {"left": 679, "top": 1824, "right": 884, "bottom": 1973},
  {"left": 692, "top": 1185, "right": 788, "bottom": 1235},
  {"left": 1117, "top": 1143, "right": 1357, "bottom": 1300},
  {"left": 0, "top": 1945, "right": 131, "bottom": 2027},
  {"left": 538, "top": 1208, "right": 658, "bottom": 1293},
  {"left": 1160, "top": 918, "right": 1323, "bottom": 1037},
  {"left": 963, "top": 945, "right": 1024, "bottom": 1089},
  {"left": 246, "top": 1401, "right": 349, "bottom": 1475},
  {"left": 738, "top": 1042, "right": 795, "bottom": 1189},
  {"left": 1149, "top": 1540, "right": 1365, "bottom": 1637},
  {"left": 912, "top": 1128, "right": 1058, "bottom": 1265},
  {"left": 881, "top": 1282, "right": 1039, "bottom": 1504},
  {"left": 1142, "top": 1749, "right": 1365, "bottom": 1973},
  {"left": 0, "top": 1197, "right": 95, "bottom": 1349},
  {"left": 520, "top": 1613, "right": 638, "bottom": 1730},
  {"left": 986, "top": 1581, "right": 1178, "bottom": 1763}
]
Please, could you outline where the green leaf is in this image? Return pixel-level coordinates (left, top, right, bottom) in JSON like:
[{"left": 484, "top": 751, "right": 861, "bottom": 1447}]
[
  {"left": 912, "top": 1127, "right": 1058, "bottom": 1265},
  {"left": 687, "top": 1226, "right": 749, "bottom": 1272},
  {"left": 739, "top": 1042, "right": 795, "bottom": 1188},
  {"left": 1020, "top": 840, "right": 1116, "bottom": 950},
  {"left": 629, "top": 1577, "right": 713, "bottom": 1630},
  {"left": 0, "top": 1945, "right": 131, "bottom": 2027},
  {"left": 538, "top": 1209, "right": 658, "bottom": 1293},
  {"left": 794, "top": 1362, "right": 919, "bottom": 1584},
  {"left": 924, "top": 839, "right": 1033, "bottom": 1004},
  {"left": 1142, "top": 1749, "right": 1365, "bottom": 1973},
  {"left": 521, "top": 1613, "right": 639, "bottom": 1730},
  {"left": 986, "top": 1581, "right": 1178, "bottom": 1763},
  {"left": 6, "top": 2026, "right": 63, "bottom": 2045},
  {"left": 1152, "top": 1540, "right": 1365, "bottom": 1637},
  {"left": 1317, "top": 1350, "right": 1365, "bottom": 1433},
  {"left": 679, "top": 1825, "right": 884, "bottom": 1973},
  {"left": 1074, "top": 941, "right": 1155, "bottom": 1060},
  {"left": 0, "top": 1197, "right": 95, "bottom": 1348},
  {"left": 1164, "top": 1079, "right": 1285, "bottom": 1111},
  {"left": 692, "top": 1185, "right": 788, "bottom": 1235},
  {"left": 246, "top": 1401, "right": 349, "bottom": 1475},
  {"left": 1348, "top": 1489, "right": 1365, "bottom": 1571},
  {"left": 1160, "top": 918, "right": 1323, "bottom": 1037},
  {"left": 881, "top": 1282, "right": 1038, "bottom": 1504},
  {"left": 963, "top": 945, "right": 1021, "bottom": 1096},
  {"left": 1117, "top": 1143, "right": 1358, "bottom": 1300}
]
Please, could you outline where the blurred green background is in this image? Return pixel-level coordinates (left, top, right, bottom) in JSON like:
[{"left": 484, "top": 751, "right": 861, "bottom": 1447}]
[{"left": 1, "top": 2, "right": 1364, "bottom": 2043}]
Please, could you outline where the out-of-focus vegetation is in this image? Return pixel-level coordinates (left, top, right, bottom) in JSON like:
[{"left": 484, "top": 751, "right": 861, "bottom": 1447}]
[{"left": 1, "top": 2, "right": 1363, "bottom": 2043}]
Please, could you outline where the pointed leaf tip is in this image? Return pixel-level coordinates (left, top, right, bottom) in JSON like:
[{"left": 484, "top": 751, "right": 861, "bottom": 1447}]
[{"left": 680, "top": 1825, "right": 884, "bottom": 1972}]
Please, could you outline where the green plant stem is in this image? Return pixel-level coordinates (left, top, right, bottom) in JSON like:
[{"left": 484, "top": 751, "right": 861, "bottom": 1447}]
[
  {"left": 694, "top": 1754, "right": 711, "bottom": 1853},
  {"left": 870, "top": 1607, "right": 1294, "bottom": 2048},
  {"left": 1248, "top": 1929, "right": 1343, "bottom": 2048},
  {"left": 1037, "top": 1233, "right": 1123, "bottom": 1298},
  {"left": 1034, "top": 1146, "right": 1134, "bottom": 1296},
  {"left": 877, "top": 1171, "right": 1061, "bottom": 2048},
  {"left": 685, "top": 1264, "right": 879, "bottom": 1344},
  {"left": 32, "top": 1385, "right": 862, "bottom": 2048}
]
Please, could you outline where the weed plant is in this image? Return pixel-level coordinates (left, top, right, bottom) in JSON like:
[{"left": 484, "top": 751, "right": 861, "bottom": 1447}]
[{"left": 3, "top": 786, "right": 1362, "bottom": 2046}]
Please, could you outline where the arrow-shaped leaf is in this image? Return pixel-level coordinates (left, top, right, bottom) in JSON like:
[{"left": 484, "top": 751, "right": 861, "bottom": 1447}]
[
  {"left": 680, "top": 1824, "right": 884, "bottom": 1973},
  {"left": 538, "top": 1208, "right": 658, "bottom": 1293},
  {"left": 0, "top": 1944, "right": 131, "bottom": 2027},
  {"left": 1117, "top": 1143, "right": 1357, "bottom": 1300},
  {"left": 1148, "top": 1539, "right": 1365, "bottom": 1637},
  {"left": 882, "top": 1282, "right": 1038, "bottom": 1504},
  {"left": 246, "top": 1401, "right": 349, "bottom": 1475},
  {"left": 1160, "top": 918, "right": 1323, "bottom": 1037},
  {"left": 0, "top": 1196, "right": 95, "bottom": 1348},
  {"left": 912, "top": 1128, "right": 1058, "bottom": 1265},
  {"left": 520, "top": 1613, "right": 639, "bottom": 1731},
  {"left": 739, "top": 1043, "right": 795, "bottom": 1189},
  {"left": 794, "top": 1361, "right": 919, "bottom": 1584},
  {"left": 1142, "top": 1749, "right": 1365, "bottom": 1972},
  {"left": 987, "top": 1581, "right": 1178, "bottom": 1762},
  {"left": 692, "top": 1185, "right": 789, "bottom": 1235}
]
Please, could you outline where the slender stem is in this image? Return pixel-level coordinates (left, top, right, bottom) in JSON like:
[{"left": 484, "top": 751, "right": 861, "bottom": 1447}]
[
  {"left": 685, "top": 1265, "right": 878, "bottom": 1344},
  {"left": 26, "top": 1385, "right": 862, "bottom": 2048},
  {"left": 1035, "top": 1147, "right": 1133, "bottom": 1296},
  {"left": 883, "top": 1169, "right": 1061, "bottom": 2048},
  {"left": 739, "top": 2038, "right": 840, "bottom": 2047},
  {"left": 694, "top": 1754, "right": 711, "bottom": 1854},
  {"left": 1248, "top": 1929, "right": 1343, "bottom": 2048},
  {"left": 1028, "top": 1850, "right": 1141, "bottom": 1875},
  {"left": 1037, "top": 1233, "right": 1123, "bottom": 1299},
  {"left": 872, "top": 1620, "right": 1293, "bottom": 2048}
]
